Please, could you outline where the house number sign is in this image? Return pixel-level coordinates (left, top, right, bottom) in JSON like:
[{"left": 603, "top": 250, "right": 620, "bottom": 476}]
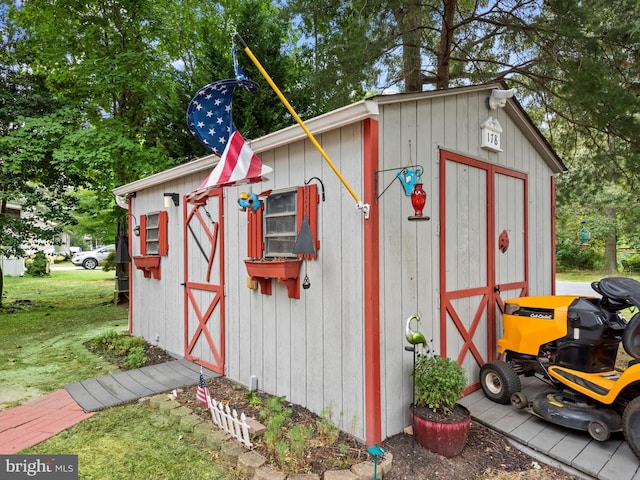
[{"left": 480, "top": 116, "right": 503, "bottom": 153}]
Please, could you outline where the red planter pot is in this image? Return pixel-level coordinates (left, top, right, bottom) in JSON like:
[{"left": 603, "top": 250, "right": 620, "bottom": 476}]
[{"left": 411, "top": 404, "right": 471, "bottom": 458}]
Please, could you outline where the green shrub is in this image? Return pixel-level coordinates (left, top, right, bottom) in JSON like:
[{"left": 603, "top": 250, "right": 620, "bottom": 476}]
[
  {"left": 124, "top": 346, "right": 148, "bottom": 369},
  {"left": 556, "top": 241, "right": 603, "bottom": 271},
  {"left": 101, "top": 251, "right": 116, "bottom": 272},
  {"left": 413, "top": 354, "right": 467, "bottom": 415},
  {"left": 89, "top": 330, "right": 148, "bottom": 367},
  {"left": 25, "top": 251, "right": 50, "bottom": 277}
]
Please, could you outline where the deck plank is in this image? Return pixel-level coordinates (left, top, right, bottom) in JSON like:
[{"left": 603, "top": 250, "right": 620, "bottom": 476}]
[{"left": 65, "top": 360, "right": 218, "bottom": 412}]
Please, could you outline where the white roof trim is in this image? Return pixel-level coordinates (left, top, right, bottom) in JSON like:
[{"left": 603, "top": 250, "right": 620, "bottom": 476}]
[
  {"left": 113, "top": 153, "right": 218, "bottom": 196},
  {"left": 249, "top": 99, "right": 379, "bottom": 153},
  {"left": 113, "top": 100, "right": 379, "bottom": 196},
  {"left": 113, "top": 86, "right": 564, "bottom": 197}
]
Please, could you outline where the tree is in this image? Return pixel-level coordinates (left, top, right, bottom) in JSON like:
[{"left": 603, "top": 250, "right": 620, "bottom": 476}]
[
  {"left": 289, "top": 0, "right": 543, "bottom": 93},
  {"left": 529, "top": 0, "right": 640, "bottom": 272},
  {"left": 0, "top": 2, "right": 80, "bottom": 305}
]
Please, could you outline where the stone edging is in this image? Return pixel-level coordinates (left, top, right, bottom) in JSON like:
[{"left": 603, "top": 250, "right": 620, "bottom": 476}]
[{"left": 144, "top": 393, "right": 393, "bottom": 480}]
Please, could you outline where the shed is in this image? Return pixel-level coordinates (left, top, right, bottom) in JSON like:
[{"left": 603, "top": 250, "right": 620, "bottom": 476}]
[{"left": 113, "top": 82, "right": 565, "bottom": 445}]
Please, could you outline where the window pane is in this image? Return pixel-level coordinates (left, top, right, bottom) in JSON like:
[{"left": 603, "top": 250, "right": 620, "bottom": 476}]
[
  {"left": 263, "top": 189, "right": 298, "bottom": 257},
  {"left": 147, "top": 242, "right": 159, "bottom": 255},
  {"left": 266, "top": 191, "right": 296, "bottom": 215},
  {"left": 265, "top": 216, "right": 296, "bottom": 234},
  {"left": 147, "top": 214, "right": 159, "bottom": 228},
  {"left": 265, "top": 237, "right": 296, "bottom": 257},
  {"left": 147, "top": 228, "right": 159, "bottom": 241}
]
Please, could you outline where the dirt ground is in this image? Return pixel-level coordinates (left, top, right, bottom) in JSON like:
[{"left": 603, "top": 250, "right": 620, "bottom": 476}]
[
  {"left": 133, "top": 345, "right": 578, "bottom": 479},
  {"left": 177, "top": 376, "right": 576, "bottom": 480}
]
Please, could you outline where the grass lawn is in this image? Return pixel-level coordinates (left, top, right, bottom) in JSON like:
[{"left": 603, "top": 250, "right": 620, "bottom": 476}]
[
  {"left": 556, "top": 270, "right": 640, "bottom": 282},
  {"left": 1, "top": 266, "right": 633, "bottom": 479},
  {"left": 21, "top": 404, "right": 237, "bottom": 480},
  {"left": 1, "top": 265, "right": 239, "bottom": 479},
  {"left": 1, "top": 267, "right": 129, "bottom": 407}
]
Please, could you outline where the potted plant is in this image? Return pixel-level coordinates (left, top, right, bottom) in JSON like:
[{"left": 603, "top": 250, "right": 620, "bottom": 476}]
[{"left": 411, "top": 351, "right": 470, "bottom": 458}]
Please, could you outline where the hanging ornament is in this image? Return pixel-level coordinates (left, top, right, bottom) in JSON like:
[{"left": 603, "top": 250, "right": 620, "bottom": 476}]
[{"left": 409, "top": 183, "right": 429, "bottom": 221}]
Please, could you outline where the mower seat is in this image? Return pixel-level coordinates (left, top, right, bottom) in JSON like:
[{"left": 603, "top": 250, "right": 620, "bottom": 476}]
[
  {"left": 623, "top": 312, "right": 640, "bottom": 360},
  {"left": 597, "top": 277, "right": 640, "bottom": 310}
]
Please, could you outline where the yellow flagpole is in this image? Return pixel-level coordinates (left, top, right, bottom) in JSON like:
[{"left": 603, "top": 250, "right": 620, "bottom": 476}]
[{"left": 234, "top": 33, "right": 368, "bottom": 215}]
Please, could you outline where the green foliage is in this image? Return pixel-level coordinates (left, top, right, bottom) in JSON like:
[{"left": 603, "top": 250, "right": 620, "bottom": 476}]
[
  {"left": 621, "top": 255, "right": 640, "bottom": 273},
  {"left": 317, "top": 405, "right": 339, "bottom": 445},
  {"left": 25, "top": 251, "right": 50, "bottom": 277},
  {"left": 124, "top": 346, "right": 148, "bottom": 369},
  {"left": 245, "top": 390, "right": 263, "bottom": 409},
  {"left": 259, "top": 396, "right": 293, "bottom": 469},
  {"left": 90, "top": 330, "right": 147, "bottom": 358},
  {"left": 413, "top": 354, "right": 467, "bottom": 415},
  {"left": 288, "top": 424, "right": 312, "bottom": 458},
  {"left": 556, "top": 242, "right": 603, "bottom": 271},
  {"left": 101, "top": 251, "right": 116, "bottom": 273}
]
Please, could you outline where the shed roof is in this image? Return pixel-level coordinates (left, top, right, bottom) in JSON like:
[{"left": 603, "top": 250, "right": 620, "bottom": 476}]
[{"left": 113, "top": 82, "right": 565, "bottom": 197}]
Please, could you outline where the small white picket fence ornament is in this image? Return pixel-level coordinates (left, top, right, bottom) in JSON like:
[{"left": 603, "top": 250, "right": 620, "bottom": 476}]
[{"left": 209, "top": 397, "right": 253, "bottom": 448}]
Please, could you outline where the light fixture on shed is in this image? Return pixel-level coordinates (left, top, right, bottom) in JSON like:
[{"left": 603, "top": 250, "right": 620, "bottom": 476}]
[
  {"left": 127, "top": 214, "right": 141, "bottom": 236},
  {"left": 163, "top": 192, "right": 180, "bottom": 207}
]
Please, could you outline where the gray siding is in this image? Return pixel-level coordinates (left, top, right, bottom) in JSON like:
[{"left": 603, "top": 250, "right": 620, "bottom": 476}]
[
  {"left": 130, "top": 178, "right": 189, "bottom": 357},
  {"left": 377, "top": 91, "right": 556, "bottom": 439},
  {"left": 223, "top": 124, "right": 366, "bottom": 441},
  {"left": 122, "top": 86, "right": 559, "bottom": 444}
]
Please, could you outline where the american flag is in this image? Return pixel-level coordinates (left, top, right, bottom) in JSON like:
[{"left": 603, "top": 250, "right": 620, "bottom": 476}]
[
  {"left": 196, "top": 372, "right": 210, "bottom": 407},
  {"left": 186, "top": 78, "right": 258, "bottom": 156},
  {"left": 196, "top": 131, "right": 272, "bottom": 189}
]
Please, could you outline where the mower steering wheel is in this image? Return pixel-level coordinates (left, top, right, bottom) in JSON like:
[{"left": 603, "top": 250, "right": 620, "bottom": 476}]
[{"left": 623, "top": 312, "right": 640, "bottom": 359}]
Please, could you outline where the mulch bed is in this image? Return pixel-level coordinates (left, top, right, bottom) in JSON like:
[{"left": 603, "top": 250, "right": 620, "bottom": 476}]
[{"left": 96, "top": 338, "right": 571, "bottom": 479}]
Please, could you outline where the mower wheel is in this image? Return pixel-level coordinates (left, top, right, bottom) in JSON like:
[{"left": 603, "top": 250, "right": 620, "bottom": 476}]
[
  {"left": 480, "top": 360, "right": 521, "bottom": 404},
  {"left": 588, "top": 420, "right": 610, "bottom": 442},
  {"left": 623, "top": 397, "right": 640, "bottom": 460},
  {"left": 510, "top": 391, "right": 528, "bottom": 410}
]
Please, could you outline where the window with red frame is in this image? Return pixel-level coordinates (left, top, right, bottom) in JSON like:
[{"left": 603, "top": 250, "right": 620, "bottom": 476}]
[
  {"left": 247, "top": 184, "right": 319, "bottom": 260},
  {"left": 139, "top": 210, "right": 169, "bottom": 255}
]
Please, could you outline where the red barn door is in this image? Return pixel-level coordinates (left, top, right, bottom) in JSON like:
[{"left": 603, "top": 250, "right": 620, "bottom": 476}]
[
  {"left": 183, "top": 190, "right": 225, "bottom": 373},
  {"left": 439, "top": 150, "right": 528, "bottom": 390}
]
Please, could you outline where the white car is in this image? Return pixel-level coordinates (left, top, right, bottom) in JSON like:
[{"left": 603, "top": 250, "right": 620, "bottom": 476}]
[{"left": 71, "top": 244, "right": 115, "bottom": 270}]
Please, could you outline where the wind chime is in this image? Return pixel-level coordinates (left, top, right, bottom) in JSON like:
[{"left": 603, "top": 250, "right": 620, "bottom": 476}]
[{"left": 291, "top": 177, "right": 325, "bottom": 290}]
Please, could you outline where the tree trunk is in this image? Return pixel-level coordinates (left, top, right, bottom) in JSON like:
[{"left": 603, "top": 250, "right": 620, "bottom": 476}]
[
  {"left": 394, "top": 0, "right": 424, "bottom": 92},
  {"left": 603, "top": 206, "right": 618, "bottom": 274},
  {"left": 435, "top": 0, "right": 456, "bottom": 89}
]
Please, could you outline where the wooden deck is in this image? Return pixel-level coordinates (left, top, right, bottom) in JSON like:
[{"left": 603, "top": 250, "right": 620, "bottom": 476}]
[
  {"left": 459, "top": 377, "right": 640, "bottom": 480},
  {"left": 65, "top": 359, "right": 218, "bottom": 412}
]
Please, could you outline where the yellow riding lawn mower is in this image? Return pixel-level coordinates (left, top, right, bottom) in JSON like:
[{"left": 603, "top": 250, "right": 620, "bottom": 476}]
[{"left": 480, "top": 277, "right": 640, "bottom": 459}]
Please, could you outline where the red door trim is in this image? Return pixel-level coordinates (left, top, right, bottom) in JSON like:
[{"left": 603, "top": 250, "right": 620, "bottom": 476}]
[
  {"left": 439, "top": 150, "right": 529, "bottom": 373},
  {"left": 183, "top": 190, "right": 226, "bottom": 374}
]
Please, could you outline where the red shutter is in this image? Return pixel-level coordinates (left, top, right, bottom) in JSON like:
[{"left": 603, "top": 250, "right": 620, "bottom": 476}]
[
  {"left": 297, "top": 184, "right": 319, "bottom": 259},
  {"left": 159, "top": 210, "right": 169, "bottom": 255},
  {"left": 247, "top": 205, "right": 264, "bottom": 259},
  {"left": 139, "top": 214, "right": 147, "bottom": 255}
]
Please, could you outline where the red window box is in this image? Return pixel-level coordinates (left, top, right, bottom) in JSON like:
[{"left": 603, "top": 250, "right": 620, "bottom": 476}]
[
  {"left": 244, "top": 259, "right": 302, "bottom": 299},
  {"left": 133, "top": 255, "right": 161, "bottom": 280}
]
